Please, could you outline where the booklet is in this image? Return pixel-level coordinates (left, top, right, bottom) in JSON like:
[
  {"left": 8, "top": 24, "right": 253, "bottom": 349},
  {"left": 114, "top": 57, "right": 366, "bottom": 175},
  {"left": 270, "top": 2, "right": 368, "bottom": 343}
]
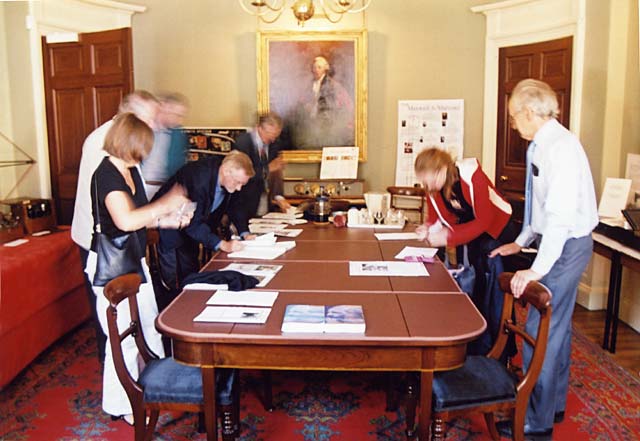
[
  {"left": 349, "top": 261, "right": 429, "bottom": 277},
  {"left": 193, "top": 306, "right": 271, "bottom": 323},
  {"left": 275, "top": 229, "right": 303, "bottom": 238},
  {"left": 219, "top": 263, "right": 283, "bottom": 287},
  {"left": 249, "top": 223, "right": 288, "bottom": 234},
  {"left": 394, "top": 246, "right": 438, "bottom": 260},
  {"left": 281, "top": 304, "right": 365, "bottom": 333},
  {"left": 228, "top": 247, "right": 287, "bottom": 260}
]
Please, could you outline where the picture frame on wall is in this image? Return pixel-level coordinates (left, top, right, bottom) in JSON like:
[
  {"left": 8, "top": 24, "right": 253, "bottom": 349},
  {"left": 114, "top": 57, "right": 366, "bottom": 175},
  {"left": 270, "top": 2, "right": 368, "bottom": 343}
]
[
  {"left": 257, "top": 30, "right": 368, "bottom": 163},
  {"left": 182, "top": 127, "right": 250, "bottom": 161}
]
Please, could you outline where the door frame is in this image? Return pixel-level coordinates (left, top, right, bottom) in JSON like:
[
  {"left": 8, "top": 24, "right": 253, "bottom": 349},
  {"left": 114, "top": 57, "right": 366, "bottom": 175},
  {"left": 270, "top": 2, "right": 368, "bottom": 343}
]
[
  {"left": 471, "top": 0, "right": 586, "bottom": 183},
  {"left": 23, "top": 0, "right": 144, "bottom": 199}
]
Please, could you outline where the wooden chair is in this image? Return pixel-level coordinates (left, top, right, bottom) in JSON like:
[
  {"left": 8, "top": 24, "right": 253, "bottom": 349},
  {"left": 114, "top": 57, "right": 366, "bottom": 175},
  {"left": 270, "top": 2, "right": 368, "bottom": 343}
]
[
  {"left": 429, "top": 272, "right": 552, "bottom": 441},
  {"left": 386, "top": 186, "right": 426, "bottom": 223},
  {"left": 104, "top": 274, "right": 210, "bottom": 440}
]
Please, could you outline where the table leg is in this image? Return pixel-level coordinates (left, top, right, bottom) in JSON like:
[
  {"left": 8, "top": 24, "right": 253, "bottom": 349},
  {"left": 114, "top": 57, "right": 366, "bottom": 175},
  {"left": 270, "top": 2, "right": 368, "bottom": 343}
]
[
  {"left": 611, "top": 257, "right": 624, "bottom": 353},
  {"left": 603, "top": 252, "right": 622, "bottom": 352},
  {"left": 419, "top": 371, "right": 434, "bottom": 441},
  {"left": 405, "top": 373, "right": 418, "bottom": 439},
  {"left": 202, "top": 367, "right": 217, "bottom": 441}
]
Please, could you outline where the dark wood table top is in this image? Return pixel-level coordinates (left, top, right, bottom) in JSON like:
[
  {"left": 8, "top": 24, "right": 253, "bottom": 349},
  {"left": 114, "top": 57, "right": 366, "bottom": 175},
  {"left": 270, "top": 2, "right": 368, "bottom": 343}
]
[
  {"left": 203, "top": 260, "right": 394, "bottom": 292},
  {"left": 215, "top": 239, "right": 384, "bottom": 262},
  {"left": 157, "top": 290, "right": 485, "bottom": 346}
]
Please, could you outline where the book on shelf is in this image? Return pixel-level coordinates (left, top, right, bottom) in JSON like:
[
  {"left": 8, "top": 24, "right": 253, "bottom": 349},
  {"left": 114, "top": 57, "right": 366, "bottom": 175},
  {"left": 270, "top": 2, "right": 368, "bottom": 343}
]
[{"left": 281, "top": 304, "right": 365, "bottom": 334}]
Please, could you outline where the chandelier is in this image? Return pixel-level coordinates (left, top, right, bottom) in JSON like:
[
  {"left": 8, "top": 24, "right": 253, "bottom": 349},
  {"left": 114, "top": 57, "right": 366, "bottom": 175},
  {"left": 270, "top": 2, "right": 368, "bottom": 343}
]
[{"left": 238, "top": 0, "right": 372, "bottom": 26}]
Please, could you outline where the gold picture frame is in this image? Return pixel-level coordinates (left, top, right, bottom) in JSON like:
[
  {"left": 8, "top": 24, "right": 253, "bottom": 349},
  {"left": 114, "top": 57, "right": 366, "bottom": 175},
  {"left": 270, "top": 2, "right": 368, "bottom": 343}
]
[{"left": 257, "top": 30, "right": 367, "bottom": 163}]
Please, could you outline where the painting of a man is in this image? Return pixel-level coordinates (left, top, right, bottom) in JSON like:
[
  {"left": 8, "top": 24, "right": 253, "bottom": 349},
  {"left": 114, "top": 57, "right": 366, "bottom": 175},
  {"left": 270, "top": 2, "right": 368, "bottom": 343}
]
[{"left": 266, "top": 39, "right": 357, "bottom": 150}]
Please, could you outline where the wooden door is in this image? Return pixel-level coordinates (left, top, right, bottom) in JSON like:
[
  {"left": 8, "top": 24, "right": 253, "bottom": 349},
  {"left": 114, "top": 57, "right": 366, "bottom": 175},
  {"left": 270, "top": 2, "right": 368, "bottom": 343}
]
[
  {"left": 42, "top": 28, "right": 133, "bottom": 225},
  {"left": 495, "top": 37, "right": 572, "bottom": 223}
]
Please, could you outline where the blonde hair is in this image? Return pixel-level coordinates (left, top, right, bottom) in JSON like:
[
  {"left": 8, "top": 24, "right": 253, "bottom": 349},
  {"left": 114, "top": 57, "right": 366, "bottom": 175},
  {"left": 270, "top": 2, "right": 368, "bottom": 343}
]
[
  {"left": 510, "top": 79, "right": 560, "bottom": 119},
  {"left": 103, "top": 113, "right": 153, "bottom": 163},
  {"left": 414, "top": 147, "right": 458, "bottom": 200},
  {"left": 222, "top": 150, "right": 255, "bottom": 178}
]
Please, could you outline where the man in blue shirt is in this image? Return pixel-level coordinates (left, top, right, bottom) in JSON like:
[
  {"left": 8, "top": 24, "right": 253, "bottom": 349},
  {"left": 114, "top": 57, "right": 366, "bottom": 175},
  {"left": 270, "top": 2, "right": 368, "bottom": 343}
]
[{"left": 491, "top": 79, "right": 598, "bottom": 439}]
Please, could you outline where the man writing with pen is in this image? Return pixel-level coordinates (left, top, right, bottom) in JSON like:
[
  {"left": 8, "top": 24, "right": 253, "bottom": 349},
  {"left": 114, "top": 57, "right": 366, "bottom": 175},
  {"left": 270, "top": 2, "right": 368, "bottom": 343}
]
[{"left": 153, "top": 150, "right": 257, "bottom": 305}]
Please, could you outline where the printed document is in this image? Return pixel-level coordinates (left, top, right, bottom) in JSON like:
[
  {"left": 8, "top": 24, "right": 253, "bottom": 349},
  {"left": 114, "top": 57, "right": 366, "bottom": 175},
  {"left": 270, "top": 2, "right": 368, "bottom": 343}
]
[
  {"left": 394, "top": 246, "right": 438, "bottom": 260},
  {"left": 349, "top": 261, "right": 429, "bottom": 277},
  {"left": 193, "top": 306, "right": 271, "bottom": 323}
]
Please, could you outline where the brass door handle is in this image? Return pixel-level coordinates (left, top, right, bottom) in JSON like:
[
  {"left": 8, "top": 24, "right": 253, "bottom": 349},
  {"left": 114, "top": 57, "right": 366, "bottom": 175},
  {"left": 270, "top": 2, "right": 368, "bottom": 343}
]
[{"left": 499, "top": 175, "right": 509, "bottom": 182}]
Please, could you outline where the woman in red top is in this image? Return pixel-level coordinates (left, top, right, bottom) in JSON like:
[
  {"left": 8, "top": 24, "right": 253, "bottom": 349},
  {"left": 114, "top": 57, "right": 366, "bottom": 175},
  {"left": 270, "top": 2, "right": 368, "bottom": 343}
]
[{"left": 414, "top": 147, "right": 517, "bottom": 356}]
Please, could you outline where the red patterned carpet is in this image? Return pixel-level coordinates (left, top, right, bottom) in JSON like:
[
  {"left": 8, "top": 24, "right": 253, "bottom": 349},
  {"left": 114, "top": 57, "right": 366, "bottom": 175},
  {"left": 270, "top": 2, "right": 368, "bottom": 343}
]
[{"left": 1, "top": 322, "right": 639, "bottom": 441}]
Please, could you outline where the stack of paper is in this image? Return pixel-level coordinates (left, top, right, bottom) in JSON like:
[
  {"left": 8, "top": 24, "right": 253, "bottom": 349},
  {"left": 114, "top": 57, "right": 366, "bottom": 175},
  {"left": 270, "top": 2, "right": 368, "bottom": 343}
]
[
  {"left": 275, "top": 229, "right": 303, "bottom": 238},
  {"left": 281, "top": 304, "right": 365, "bottom": 333},
  {"left": 193, "top": 289, "right": 279, "bottom": 323},
  {"left": 249, "top": 223, "right": 288, "bottom": 234}
]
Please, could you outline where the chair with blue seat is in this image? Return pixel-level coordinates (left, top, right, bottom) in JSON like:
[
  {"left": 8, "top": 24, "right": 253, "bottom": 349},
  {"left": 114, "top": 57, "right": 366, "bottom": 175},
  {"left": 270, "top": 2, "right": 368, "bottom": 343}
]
[
  {"left": 429, "top": 272, "right": 552, "bottom": 441},
  {"left": 104, "top": 273, "right": 238, "bottom": 441}
]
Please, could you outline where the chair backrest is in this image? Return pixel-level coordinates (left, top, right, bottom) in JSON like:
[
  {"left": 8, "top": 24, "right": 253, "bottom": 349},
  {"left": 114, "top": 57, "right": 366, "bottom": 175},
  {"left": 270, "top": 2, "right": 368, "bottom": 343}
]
[
  {"left": 104, "top": 274, "right": 157, "bottom": 402},
  {"left": 146, "top": 228, "right": 161, "bottom": 277},
  {"left": 492, "top": 272, "right": 552, "bottom": 402},
  {"left": 386, "top": 186, "right": 426, "bottom": 223}
]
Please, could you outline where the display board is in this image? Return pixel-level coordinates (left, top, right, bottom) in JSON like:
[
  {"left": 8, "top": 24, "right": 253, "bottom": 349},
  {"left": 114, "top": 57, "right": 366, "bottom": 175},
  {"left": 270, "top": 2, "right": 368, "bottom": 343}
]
[
  {"left": 394, "top": 99, "right": 464, "bottom": 186},
  {"left": 182, "top": 127, "right": 250, "bottom": 161}
]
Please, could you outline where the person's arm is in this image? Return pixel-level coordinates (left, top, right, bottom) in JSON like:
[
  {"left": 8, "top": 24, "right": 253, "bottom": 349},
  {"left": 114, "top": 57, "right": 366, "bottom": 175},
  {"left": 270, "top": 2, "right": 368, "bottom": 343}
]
[{"left": 105, "top": 183, "right": 189, "bottom": 231}]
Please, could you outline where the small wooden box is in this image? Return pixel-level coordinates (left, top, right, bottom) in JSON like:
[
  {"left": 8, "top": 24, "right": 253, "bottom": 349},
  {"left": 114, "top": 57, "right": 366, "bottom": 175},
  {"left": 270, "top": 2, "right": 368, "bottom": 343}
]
[{"left": 0, "top": 198, "right": 57, "bottom": 235}]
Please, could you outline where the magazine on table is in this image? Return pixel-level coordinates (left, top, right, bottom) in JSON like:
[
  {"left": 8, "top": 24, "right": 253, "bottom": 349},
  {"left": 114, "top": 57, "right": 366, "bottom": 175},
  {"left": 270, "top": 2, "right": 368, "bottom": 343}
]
[{"left": 281, "top": 304, "right": 365, "bottom": 334}]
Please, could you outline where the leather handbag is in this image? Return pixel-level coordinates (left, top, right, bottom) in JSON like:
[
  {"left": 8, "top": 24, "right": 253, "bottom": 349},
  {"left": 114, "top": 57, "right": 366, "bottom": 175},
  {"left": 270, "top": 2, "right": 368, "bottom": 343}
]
[
  {"left": 445, "top": 245, "right": 476, "bottom": 296},
  {"left": 92, "top": 179, "right": 147, "bottom": 287}
]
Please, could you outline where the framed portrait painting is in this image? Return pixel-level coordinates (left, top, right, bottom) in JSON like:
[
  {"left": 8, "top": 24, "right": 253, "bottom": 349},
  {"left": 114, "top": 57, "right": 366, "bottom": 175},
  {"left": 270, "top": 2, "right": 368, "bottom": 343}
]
[{"left": 257, "top": 30, "right": 367, "bottom": 163}]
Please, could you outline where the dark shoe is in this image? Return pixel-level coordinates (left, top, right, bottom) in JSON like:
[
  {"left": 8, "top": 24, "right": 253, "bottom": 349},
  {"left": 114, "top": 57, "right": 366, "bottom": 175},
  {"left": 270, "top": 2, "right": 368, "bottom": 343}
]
[
  {"left": 554, "top": 411, "right": 565, "bottom": 423},
  {"left": 496, "top": 420, "right": 553, "bottom": 441}
]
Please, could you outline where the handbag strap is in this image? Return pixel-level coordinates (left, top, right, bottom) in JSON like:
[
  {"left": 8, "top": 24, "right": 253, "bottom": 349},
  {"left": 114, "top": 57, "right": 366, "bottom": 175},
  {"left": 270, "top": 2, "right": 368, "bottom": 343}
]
[{"left": 93, "top": 176, "right": 102, "bottom": 234}]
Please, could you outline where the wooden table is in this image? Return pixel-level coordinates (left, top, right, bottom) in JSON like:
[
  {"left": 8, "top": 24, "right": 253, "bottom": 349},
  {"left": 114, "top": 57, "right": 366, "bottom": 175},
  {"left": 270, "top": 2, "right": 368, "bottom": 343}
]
[
  {"left": 592, "top": 231, "right": 640, "bottom": 353},
  {"left": 156, "top": 223, "right": 485, "bottom": 440}
]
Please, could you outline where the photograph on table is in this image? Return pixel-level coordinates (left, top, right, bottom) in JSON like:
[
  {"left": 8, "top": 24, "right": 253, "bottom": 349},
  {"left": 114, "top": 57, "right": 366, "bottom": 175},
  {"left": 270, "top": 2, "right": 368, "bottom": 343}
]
[{"left": 257, "top": 30, "right": 367, "bottom": 162}]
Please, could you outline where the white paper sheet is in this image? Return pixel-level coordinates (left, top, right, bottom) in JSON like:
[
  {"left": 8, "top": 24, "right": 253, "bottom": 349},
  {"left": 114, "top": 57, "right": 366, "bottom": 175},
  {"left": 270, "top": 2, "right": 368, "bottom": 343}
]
[
  {"left": 394, "top": 246, "right": 438, "bottom": 260},
  {"left": 183, "top": 283, "right": 229, "bottom": 291},
  {"left": 3, "top": 238, "right": 29, "bottom": 247},
  {"left": 193, "top": 306, "right": 271, "bottom": 323},
  {"left": 263, "top": 211, "right": 304, "bottom": 220},
  {"left": 319, "top": 146, "right": 359, "bottom": 179},
  {"left": 349, "top": 261, "right": 429, "bottom": 277},
  {"left": 374, "top": 232, "right": 420, "bottom": 241},
  {"left": 206, "top": 290, "right": 279, "bottom": 307},
  {"left": 598, "top": 178, "right": 632, "bottom": 218}
]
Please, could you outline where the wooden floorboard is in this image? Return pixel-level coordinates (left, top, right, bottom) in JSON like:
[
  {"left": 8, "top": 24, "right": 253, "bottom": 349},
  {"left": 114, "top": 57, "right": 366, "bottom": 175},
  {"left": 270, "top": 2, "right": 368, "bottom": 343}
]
[{"left": 572, "top": 304, "right": 640, "bottom": 379}]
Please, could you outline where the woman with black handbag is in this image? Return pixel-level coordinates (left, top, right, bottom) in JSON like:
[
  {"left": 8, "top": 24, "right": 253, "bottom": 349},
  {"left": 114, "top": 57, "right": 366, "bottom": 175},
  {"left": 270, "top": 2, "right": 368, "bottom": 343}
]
[
  {"left": 84, "top": 112, "right": 192, "bottom": 425},
  {"left": 414, "top": 147, "right": 517, "bottom": 356}
]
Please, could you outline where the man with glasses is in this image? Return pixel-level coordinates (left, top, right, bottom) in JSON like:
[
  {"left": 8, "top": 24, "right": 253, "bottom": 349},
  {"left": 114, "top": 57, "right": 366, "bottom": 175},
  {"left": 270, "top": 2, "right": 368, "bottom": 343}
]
[
  {"left": 490, "top": 79, "right": 598, "bottom": 440},
  {"left": 153, "top": 151, "right": 256, "bottom": 300}
]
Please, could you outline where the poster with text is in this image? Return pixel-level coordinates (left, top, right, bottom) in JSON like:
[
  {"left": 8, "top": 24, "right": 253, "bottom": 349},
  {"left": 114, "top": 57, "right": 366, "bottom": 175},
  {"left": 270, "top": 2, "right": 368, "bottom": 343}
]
[{"left": 395, "top": 99, "right": 464, "bottom": 186}]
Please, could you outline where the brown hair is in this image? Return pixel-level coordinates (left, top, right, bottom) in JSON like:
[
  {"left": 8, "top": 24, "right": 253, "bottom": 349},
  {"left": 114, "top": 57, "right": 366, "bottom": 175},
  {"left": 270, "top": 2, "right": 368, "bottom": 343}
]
[
  {"left": 414, "top": 147, "right": 459, "bottom": 200},
  {"left": 103, "top": 113, "right": 154, "bottom": 163},
  {"left": 222, "top": 150, "right": 256, "bottom": 178}
]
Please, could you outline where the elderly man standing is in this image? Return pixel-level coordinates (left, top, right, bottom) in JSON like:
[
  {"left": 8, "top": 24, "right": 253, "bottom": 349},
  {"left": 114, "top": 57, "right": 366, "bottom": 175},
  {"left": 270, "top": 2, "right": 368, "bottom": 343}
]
[
  {"left": 71, "top": 90, "right": 159, "bottom": 362},
  {"left": 490, "top": 79, "right": 598, "bottom": 439},
  {"left": 233, "top": 111, "right": 290, "bottom": 217}
]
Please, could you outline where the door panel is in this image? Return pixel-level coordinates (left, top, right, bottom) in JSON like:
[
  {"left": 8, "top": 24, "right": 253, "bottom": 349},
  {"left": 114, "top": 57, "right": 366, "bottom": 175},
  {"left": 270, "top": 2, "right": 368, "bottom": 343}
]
[
  {"left": 496, "top": 37, "right": 572, "bottom": 224},
  {"left": 43, "top": 28, "right": 133, "bottom": 225}
]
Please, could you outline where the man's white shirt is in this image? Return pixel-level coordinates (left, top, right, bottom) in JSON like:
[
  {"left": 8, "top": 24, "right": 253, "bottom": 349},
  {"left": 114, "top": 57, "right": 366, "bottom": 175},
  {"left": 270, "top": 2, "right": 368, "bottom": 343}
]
[
  {"left": 70, "top": 120, "right": 113, "bottom": 250},
  {"left": 515, "top": 118, "right": 598, "bottom": 276}
]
